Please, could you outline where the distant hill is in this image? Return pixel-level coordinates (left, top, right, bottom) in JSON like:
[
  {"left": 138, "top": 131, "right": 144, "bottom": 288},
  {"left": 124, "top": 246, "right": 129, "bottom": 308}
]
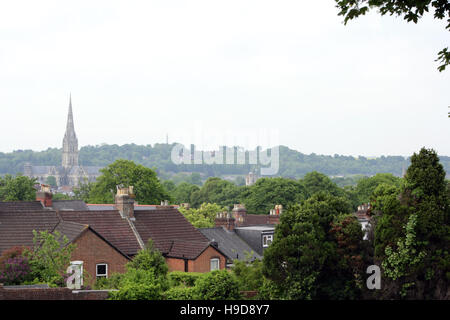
[{"left": 1, "top": 143, "right": 449, "bottom": 179}]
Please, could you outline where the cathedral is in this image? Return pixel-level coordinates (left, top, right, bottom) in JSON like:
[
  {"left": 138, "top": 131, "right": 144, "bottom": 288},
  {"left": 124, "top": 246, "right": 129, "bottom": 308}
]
[{"left": 24, "top": 96, "right": 102, "bottom": 189}]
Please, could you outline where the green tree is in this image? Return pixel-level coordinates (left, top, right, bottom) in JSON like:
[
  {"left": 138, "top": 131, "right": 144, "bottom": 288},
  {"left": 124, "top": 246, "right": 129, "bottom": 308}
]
[
  {"left": 232, "top": 255, "right": 265, "bottom": 292},
  {"left": 0, "top": 174, "right": 37, "bottom": 201},
  {"left": 171, "top": 182, "right": 200, "bottom": 204},
  {"left": 178, "top": 203, "right": 224, "bottom": 228},
  {"left": 109, "top": 239, "right": 169, "bottom": 300},
  {"left": 45, "top": 176, "right": 57, "bottom": 187},
  {"left": 24, "top": 230, "right": 76, "bottom": 287},
  {"left": 190, "top": 177, "right": 244, "bottom": 209},
  {"left": 372, "top": 148, "right": 450, "bottom": 299},
  {"left": 193, "top": 270, "right": 242, "bottom": 300},
  {"left": 301, "top": 171, "right": 344, "bottom": 198},
  {"left": 262, "top": 193, "right": 364, "bottom": 299},
  {"left": 242, "top": 177, "right": 306, "bottom": 214},
  {"left": 335, "top": 0, "right": 450, "bottom": 71},
  {"left": 88, "top": 159, "right": 170, "bottom": 204},
  {"left": 355, "top": 173, "right": 402, "bottom": 205}
]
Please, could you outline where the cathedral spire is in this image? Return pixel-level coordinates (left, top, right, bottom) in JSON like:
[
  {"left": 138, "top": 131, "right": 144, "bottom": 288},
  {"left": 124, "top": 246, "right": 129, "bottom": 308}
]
[{"left": 62, "top": 94, "right": 79, "bottom": 168}]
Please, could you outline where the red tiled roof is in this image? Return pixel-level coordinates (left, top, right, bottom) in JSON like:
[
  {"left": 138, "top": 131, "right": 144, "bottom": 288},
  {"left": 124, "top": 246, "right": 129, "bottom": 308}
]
[
  {"left": 0, "top": 210, "right": 60, "bottom": 253},
  {"left": 133, "top": 208, "right": 210, "bottom": 259},
  {"left": 242, "top": 214, "right": 272, "bottom": 226},
  {"left": 0, "top": 201, "right": 44, "bottom": 212},
  {"left": 57, "top": 210, "right": 142, "bottom": 256}
]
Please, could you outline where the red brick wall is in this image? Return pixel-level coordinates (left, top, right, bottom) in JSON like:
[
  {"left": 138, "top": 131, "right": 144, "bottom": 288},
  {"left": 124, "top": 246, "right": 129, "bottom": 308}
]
[
  {"left": 166, "top": 257, "right": 186, "bottom": 272},
  {"left": 165, "top": 246, "right": 227, "bottom": 273},
  {"left": 191, "top": 246, "right": 226, "bottom": 273},
  {"left": 71, "top": 229, "right": 129, "bottom": 285},
  {"left": 0, "top": 284, "right": 111, "bottom": 300}
]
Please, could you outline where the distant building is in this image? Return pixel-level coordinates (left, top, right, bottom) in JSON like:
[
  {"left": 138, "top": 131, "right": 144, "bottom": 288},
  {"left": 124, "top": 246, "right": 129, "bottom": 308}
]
[
  {"left": 354, "top": 203, "right": 371, "bottom": 240},
  {"left": 24, "top": 96, "right": 102, "bottom": 188},
  {"left": 245, "top": 171, "right": 258, "bottom": 186}
]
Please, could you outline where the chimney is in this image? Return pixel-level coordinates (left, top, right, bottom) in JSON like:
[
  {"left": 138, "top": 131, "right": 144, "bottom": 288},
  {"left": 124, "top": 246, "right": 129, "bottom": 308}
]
[
  {"left": 180, "top": 203, "right": 190, "bottom": 209},
  {"left": 268, "top": 204, "right": 282, "bottom": 225},
  {"left": 115, "top": 186, "right": 135, "bottom": 219},
  {"left": 232, "top": 204, "right": 247, "bottom": 227},
  {"left": 215, "top": 211, "right": 235, "bottom": 231},
  {"left": 36, "top": 184, "right": 52, "bottom": 207},
  {"left": 160, "top": 200, "right": 169, "bottom": 206}
]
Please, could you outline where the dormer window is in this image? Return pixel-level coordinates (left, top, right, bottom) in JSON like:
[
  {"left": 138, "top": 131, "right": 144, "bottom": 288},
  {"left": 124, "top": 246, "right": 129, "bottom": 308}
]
[{"left": 262, "top": 234, "right": 273, "bottom": 247}]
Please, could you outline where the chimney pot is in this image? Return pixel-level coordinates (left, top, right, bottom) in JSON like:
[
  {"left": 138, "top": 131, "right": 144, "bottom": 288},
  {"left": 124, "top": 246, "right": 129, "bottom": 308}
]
[{"left": 115, "top": 185, "right": 135, "bottom": 219}]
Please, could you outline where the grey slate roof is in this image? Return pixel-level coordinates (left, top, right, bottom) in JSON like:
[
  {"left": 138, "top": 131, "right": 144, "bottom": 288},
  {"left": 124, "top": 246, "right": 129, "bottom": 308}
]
[
  {"left": 52, "top": 200, "right": 89, "bottom": 211},
  {"left": 199, "top": 227, "right": 262, "bottom": 262}
]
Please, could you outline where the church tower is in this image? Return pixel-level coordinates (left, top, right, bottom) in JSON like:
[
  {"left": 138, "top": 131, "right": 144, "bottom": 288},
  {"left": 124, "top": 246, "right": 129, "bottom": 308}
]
[{"left": 62, "top": 94, "right": 79, "bottom": 168}]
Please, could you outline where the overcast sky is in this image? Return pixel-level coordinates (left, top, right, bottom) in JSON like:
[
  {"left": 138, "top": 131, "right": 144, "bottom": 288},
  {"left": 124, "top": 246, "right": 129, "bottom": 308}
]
[{"left": 0, "top": 0, "right": 449, "bottom": 157}]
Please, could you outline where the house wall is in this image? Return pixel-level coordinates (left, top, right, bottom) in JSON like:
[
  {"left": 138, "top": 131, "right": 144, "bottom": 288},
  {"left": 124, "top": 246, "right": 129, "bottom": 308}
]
[
  {"left": 165, "top": 246, "right": 227, "bottom": 273},
  {"left": 71, "top": 229, "right": 129, "bottom": 285}
]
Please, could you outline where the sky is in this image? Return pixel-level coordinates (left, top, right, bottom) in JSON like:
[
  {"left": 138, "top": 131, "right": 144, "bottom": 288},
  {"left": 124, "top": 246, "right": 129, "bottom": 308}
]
[{"left": 0, "top": 0, "right": 449, "bottom": 157}]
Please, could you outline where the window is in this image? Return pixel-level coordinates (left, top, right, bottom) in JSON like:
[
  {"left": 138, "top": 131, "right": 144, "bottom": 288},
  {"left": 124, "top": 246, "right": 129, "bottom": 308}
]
[
  {"left": 96, "top": 263, "right": 108, "bottom": 278},
  {"left": 262, "top": 234, "right": 273, "bottom": 248},
  {"left": 210, "top": 258, "right": 220, "bottom": 271}
]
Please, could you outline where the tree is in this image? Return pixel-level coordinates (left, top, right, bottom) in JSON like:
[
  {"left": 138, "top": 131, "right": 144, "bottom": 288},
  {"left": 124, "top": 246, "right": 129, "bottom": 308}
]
[
  {"left": 301, "top": 171, "right": 344, "bottom": 198},
  {"left": 88, "top": 159, "right": 170, "bottom": 204},
  {"left": 372, "top": 148, "right": 449, "bottom": 299},
  {"left": 109, "top": 239, "right": 169, "bottom": 300},
  {"left": 335, "top": 0, "right": 450, "bottom": 71},
  {"left": 24, "top": 230, "right": 76, "bottom": 287},
  {"left": 232, "top": 255, "right": 265, "bottom": 292},
  {"left": 45, "top": 176, "right": 57, "bottom": 187},
  {"left": 0, "top": 174, "right": 37, "bottom": 201},
  {"left": 355, "top": 173, "right": 403, "bottom": 205},
  {"left": 193, "top": 270, "right": 242, "bottom": 300},
  {"left": 262, "top": 193, "right": 365, "bottom": 299},
  {"left": 178, "top": 203, "right": 225, "bottom": 228},
  {"left": 242, "top": 177, "right": 306, "bottom": 214},
  {"left": 190, "top": 177, "right": 244, "bottom": 208},
  {"left": 171, "top": 182, "right": 200, "bottom": 204}
]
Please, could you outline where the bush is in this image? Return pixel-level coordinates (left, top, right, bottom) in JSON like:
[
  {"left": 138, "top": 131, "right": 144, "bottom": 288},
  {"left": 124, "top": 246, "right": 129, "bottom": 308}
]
[
  {"left": 0, "top": 247, "right": 33, "bottom": 285},
  {"left": 168, "top": 271, "right": 203, "bottom": 287},
  {"left": 194, "top": 270, "right": 242, "bottom": 300},
  {"left": 94, "top": 273, "right": 124, "bottom": 290},
  {"left": 109, "top": 269, "right": 169, "bottom": 300},
  {"left": 164, "top": 286, "right": 197, "bottom": 300}
]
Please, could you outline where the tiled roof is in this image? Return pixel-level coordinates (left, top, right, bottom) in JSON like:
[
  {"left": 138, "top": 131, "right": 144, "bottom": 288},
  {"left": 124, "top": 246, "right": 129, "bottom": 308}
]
[
  {"left": 0, "top": 201, "right": 44, "bottom": 212},
  {"left": 0, "top": 210, "right": 60, "bottom": 253},
  {"left": 133, "top": 208, "right": 211, "bottom": 260},
  {"left": 58, "top": 210, "right": 142, "bottom": 256},
  {"left": 52, "top": 200, "right": 89, "bottom": 211},
  {"left": 242, "top": 214, "right": 273, "bottom": 226},
  {"left": 52, "top": 220, "right": 87, "bottom": 243},
  {"left": 200, "top": 227, "right": 262, "bottom": 261}
]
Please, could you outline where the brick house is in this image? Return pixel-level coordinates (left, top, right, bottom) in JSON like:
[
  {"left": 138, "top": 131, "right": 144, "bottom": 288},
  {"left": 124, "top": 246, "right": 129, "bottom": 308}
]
[
  {"left": 0, "top": 185, "right": 228, "bottom": 286},
  {"left": 200, "top": 203, "right": 281, "bottom": 267}
]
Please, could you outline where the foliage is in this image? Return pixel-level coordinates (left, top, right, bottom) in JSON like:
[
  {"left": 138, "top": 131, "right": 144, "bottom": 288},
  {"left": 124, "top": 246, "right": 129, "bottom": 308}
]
[
  {"left": 355, "top": 173, "right": 403, "bottom": 205},
  {"left": 0, "top": 246, "right": 33, "bottom": 285},
  {"left": 382, "top": 214, "right": 427, "bottom": 281},
  {"left": 193, "top": 270, "right": 242, "bottom": 300},
  {"left": 23, "top": 230, "right": 76, "bottom": 287},
  {"left": 335, "top": 0, "right": 450, "bottom": 71},
  {"left": 45, "top": 176, "right": 57, "bottom": 187},
  {"left": 93, "top": 273, "right": 124, "bottom": 290},
  {"left": 262, "top": 193, "right": 365, "bottom": 299},
  {"left": 0, "top": 174, "right": 37, "bottom": 201},
  {"left": 168, "top": 271, "right": 204, "bottom": 287},
  {"left": 164, "top": 286, "right": 197, "bottom": 300},
  {"left": 178, "top": 203, "right": 225, "bottom": 228},
  {"left": 5, "top": 144, "right": 447, "bottom": 182},
  {"left": 301, "top": 171, "right": 344, "bottom": 198},
  {"left": 126, "top": 239, "right": 168, "bottom": 276},
  {"left": 241, "top": 177, "right": 306, "bottom": 214},
  {"left": 109, "top": 268, "right": 169, "bottom": 300},
  {"left": 109, "top": 239, "right": 169, "bottom": 300},
  {"left": 170, "top": 182, "right": 200, "bottom": 204},
  {"left": 88, "top": 159, "right": 170, "bottom": 204},
  {"left": 190, "top": 177, "right": 244, "bottom": 209},
  {"left": 232, "top": 257, "right": 265, "bottom": 292}
]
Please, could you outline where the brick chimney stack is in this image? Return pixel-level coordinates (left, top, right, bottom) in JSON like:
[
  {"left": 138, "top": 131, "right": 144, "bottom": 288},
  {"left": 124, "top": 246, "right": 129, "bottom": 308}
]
[
  {"left": 115, "top": 186, "right": 135, "bottom": 219},
  {"left": 268, "top": 204, "right": 282, "bottom": 225},
  {"left": 36, "top": 184, "right": 52, "bottom": 208},
  {"left": 232, "top": 204, "right": 247, "bottom": 227},
  {"left": 215, "top": 211, "right": 235, "bottom": 231}
]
